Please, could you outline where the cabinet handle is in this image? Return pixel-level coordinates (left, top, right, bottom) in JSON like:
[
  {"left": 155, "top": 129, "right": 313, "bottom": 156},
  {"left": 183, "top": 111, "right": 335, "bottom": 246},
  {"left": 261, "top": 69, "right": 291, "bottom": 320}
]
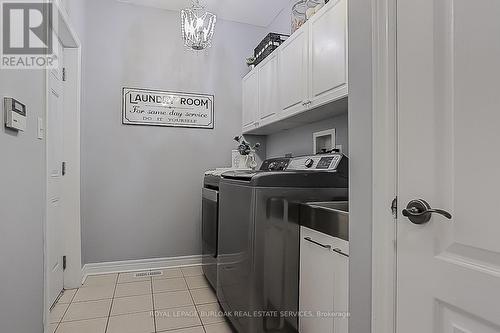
[
  {"left": 304, "top": 237, "right": 331, "bottom": 250},
  {"left": 333, "top": 248, "right": 349, "bottom": 258}
]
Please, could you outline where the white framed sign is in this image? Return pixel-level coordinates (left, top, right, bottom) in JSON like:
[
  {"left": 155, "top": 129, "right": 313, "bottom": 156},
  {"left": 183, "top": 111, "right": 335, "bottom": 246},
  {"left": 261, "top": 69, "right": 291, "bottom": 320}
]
[{"left": 122, "top": 87, "right": 214, "bottom": 129}]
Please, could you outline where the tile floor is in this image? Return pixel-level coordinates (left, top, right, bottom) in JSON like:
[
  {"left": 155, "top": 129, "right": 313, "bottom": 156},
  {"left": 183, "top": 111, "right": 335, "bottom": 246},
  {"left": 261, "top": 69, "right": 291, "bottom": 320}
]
[{"left": 49, "top": 266, "right": 234, "bottom": 333}]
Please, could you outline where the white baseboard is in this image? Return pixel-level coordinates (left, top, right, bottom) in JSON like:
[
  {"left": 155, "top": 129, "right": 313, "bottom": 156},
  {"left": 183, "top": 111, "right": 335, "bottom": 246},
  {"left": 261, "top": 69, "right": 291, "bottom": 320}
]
[{"left": 81, "top": 255, "right": 203, "bottom": 284}]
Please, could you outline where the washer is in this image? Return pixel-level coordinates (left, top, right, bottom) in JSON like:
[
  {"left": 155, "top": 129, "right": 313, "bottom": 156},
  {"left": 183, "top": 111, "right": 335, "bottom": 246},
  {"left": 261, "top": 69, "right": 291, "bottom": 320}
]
[{"left": 217, "top": 153, "right": 348, "bottom": 333}]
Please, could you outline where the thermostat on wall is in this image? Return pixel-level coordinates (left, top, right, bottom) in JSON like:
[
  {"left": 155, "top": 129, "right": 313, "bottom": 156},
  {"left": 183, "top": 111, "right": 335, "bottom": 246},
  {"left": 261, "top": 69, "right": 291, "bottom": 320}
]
[{"left": 4, "top": 97, "right": 26, "bottom": 131}]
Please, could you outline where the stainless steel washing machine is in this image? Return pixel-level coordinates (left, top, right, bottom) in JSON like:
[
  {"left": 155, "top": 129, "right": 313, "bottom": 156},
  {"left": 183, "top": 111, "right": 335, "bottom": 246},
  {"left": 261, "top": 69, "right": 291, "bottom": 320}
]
[{"left": 217, "top": 153, "right": 348, "bottom": 333}]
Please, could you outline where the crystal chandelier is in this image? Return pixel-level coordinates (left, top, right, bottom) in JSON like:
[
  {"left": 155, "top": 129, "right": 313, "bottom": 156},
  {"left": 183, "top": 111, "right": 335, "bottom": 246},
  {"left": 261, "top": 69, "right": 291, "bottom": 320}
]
[{"left": 181, "top": 0, "right": 217, "bottom": 51}]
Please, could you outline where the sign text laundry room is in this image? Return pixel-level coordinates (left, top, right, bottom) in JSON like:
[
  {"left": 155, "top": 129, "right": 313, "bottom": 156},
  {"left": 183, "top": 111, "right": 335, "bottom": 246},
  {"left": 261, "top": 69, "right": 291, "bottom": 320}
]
[{"left": 122, "top": 87, "right": 214, "bottom": 129}]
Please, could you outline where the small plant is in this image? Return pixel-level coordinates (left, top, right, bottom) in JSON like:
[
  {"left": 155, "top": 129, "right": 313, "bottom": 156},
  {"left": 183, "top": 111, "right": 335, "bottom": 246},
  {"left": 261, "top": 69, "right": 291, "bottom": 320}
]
[{"left": 234, "top": 136, "right": 260, "bottom": 155}]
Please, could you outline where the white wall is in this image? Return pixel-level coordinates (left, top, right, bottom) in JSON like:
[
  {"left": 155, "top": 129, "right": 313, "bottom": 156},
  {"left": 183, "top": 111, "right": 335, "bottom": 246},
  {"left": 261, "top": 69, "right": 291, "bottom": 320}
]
[
  {"left": 0, "top": 68, "right": 46, "bottom": 333},
  {"left": 266, "top": 112, "right": 348, "bottom": 158},
  {"left": 267, "top": 0, "right": 295, "bottom": 35},
  {"left": 81, "top": 0, "right": 266, "bottom": 264}
]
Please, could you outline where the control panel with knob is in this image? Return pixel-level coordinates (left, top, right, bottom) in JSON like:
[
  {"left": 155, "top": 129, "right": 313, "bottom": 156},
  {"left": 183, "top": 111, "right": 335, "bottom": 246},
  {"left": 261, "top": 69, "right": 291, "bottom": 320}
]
[
  {"left": 304, "top": 158, "right": 315, "bottom": 168},
  {"left": 286, "top": 154, "right": 345, "bottom": 171},
  {"left": 260, "top": 158, "right": 291, "bottom": 171}
]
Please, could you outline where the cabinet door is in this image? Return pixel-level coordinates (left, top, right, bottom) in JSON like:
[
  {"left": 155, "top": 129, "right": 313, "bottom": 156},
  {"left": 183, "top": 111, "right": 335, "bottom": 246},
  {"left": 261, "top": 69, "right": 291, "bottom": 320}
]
[
  {"left": 242, "top": 69, "right": 259, "bottom": 132},
  {"left": 258, "top": 52, "right": 279, "bottom": 125},
  {"left": 308, "top": 0, "right": 348, "bottom": 107},
  {"left": 279, "top": 25, "right": 308, "bottom": 118},
  {"left": 300, "top": 227, "right": 349, "bottom": 333}
]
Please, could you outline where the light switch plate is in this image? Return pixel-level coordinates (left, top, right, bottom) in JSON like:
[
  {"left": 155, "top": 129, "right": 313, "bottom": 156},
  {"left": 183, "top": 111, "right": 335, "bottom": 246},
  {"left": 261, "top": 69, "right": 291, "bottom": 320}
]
[{"left": 37, "top": 117, "right": 44, "bottom": 139}]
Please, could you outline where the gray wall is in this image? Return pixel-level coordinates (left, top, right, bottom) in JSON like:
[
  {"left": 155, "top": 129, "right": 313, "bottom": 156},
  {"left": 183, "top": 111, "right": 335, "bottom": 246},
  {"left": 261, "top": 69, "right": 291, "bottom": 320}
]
[
  {"left": 265, "top": 113, "right": 348, "bottom": 158},
  {"left": 267, "top": 0, "right": 296, "bottom": 35},
  {"left": 81, "top": 0, "right": 266, "bottom": 264},
  {"left": 0, "top": 70, "right": 45, "bottom": 332},
  {"left": 348, "top": 0, "right": 373, "bottom": 331}
]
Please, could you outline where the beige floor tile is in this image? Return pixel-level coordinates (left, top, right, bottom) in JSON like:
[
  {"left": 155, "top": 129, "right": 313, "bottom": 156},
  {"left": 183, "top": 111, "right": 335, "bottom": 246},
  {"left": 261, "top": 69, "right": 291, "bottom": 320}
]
[
  {"left": 154, "top": 290, "right": 193, "bottom": 310},
  {"left": 83, "top": 273, "right": 117, "bottom": 287},
  {"left": 107, "top": 311, "right": 155, "bottom": 333},
  {"left": 50, "top": 303, "right": 69, "bottom": 323},
  {"left": 73, "top": 284, "right": 115, "bottom": 302},
  {"left": 204, "top": 321, "right": 234, "bottom": 333},
  {"left": 153, "top": 277, "right": 188, "bottom": 293},
  {"left": 157, "top": 326, "right": 205, "bottom": 333},
  {"left": 117, "top": 271, "right": 150, "bottom": 284},
  {"left": 155, "top": 305, "right": 201, "bottom": 332},
  {"left": 185, "top": 275, "right": 210, "bottom": 290},
  {"left": 111, "top": 294, "right": 153, "bottom": 316},
  {"left": 196, "top": 302, "right": 225, "bottom": 325},
  {"left": 57, "top": 289, "right": 77, "bottom": 304},
  {"left": 152, "top": 268, "right": 183, "bottom": 280},
  {"left": 55, "top": 318, "right": 107, "bottom": 333},
  {"left": 62, "top": 299, "right": 111, "bottom": 322},
  {"left": 181, "top": 266, "right": 203, "bottom": 277},
  {"left": 49, "top": 323, "right": 58, "bottom": 333},
  {"left": 114, "top": 281, "right": 151, "bottom": 298},
  {"left": 190, "top": 288, "right": 217, "bottom": 305}
]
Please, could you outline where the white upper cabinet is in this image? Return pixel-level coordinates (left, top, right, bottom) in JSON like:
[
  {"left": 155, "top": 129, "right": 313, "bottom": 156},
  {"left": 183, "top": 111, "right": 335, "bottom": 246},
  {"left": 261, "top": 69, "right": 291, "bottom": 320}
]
[
  {"left": 242, "top": 0, "right": 347, "bottom": 134},
  {"left": 279, "top": 26, "right": 309, "bottom": 118},
  {"left": 258, "top": 52, "right": 280, "bottom": 125},
  {"left": 308, "top": 0, "right": 348, "bottom": 107},
  {"left": 242, "top": 69, "right": 259, "bottom": 132}
]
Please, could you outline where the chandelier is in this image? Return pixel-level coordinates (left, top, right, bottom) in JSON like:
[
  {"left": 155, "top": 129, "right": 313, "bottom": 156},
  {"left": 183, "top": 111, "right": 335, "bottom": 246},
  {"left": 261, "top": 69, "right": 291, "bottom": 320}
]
[{"left": 180, "top": 0, "right": 217, "bottom": 51}]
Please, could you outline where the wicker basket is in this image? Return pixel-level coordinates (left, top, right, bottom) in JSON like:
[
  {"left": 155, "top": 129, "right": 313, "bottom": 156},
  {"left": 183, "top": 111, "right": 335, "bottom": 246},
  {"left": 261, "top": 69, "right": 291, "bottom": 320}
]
[{"left": 253, "top": 33, "right": 289, "bottom": 66}]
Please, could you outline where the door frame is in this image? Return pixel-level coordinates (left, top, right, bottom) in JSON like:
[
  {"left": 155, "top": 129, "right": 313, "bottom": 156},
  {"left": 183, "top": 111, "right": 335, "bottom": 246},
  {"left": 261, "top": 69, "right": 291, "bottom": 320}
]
[
  {"left": 43, "top": 2, "right": 82, "bottom": 331},
  {"left": 371, "top": 0, "right": 398, "bottom": 331}
]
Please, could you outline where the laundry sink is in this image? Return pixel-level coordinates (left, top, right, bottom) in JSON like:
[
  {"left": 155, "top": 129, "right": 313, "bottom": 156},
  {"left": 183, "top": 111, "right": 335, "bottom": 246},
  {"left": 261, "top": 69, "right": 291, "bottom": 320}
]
[{"left": 299, "top": 201, "right": 349, "bottom": 241}]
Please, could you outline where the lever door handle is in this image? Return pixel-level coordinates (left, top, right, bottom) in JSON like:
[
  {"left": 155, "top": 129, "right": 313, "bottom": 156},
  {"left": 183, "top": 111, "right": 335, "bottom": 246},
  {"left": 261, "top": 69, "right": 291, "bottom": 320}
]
[{"left": 402, "top": 199, "right": 452, "bottom": 225}]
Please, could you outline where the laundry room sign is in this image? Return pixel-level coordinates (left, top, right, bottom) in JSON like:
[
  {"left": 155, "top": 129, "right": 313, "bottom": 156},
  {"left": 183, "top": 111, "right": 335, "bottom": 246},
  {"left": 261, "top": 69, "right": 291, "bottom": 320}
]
[{"left": 122, "top": 87, "right": 214, "bottom": 129}]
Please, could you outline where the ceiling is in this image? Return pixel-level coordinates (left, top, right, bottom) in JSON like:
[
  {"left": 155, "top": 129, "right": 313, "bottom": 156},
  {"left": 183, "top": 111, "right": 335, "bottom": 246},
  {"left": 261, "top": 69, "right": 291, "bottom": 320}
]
[{"left": 116, "top": 0, "right": 290, "bottom": 27}]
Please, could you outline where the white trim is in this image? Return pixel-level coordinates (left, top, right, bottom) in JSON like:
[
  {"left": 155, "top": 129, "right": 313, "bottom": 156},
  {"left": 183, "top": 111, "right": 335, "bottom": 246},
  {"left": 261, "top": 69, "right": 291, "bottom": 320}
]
[
  {"left": 371, "top": 0, "right": 398, "bottom": 331},
  {"left": 62, "top": 46, "right": 82, "bottom": 290},
  {"left": 81, "top": 255, "right": 204, "bottom": 283},
  {"left": 313, "top": 128, "right": 336, "bottom": 154}
]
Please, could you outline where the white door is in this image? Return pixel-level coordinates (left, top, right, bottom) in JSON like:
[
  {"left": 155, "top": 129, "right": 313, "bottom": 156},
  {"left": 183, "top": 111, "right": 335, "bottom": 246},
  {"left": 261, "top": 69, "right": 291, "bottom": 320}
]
[
  {"left": 308, "top": 0, "right": 347, "bottom": 108},
  {"left": 397, "top": 0, "right": 500, "bottom": 332},
  {"left": 47, "top": 42, "right": 65, "bottom": 307},
  {"left": 242, "top": 69, "right": 259, "bottom": 132},
  {"left": 279, "top": 25, "right": 309, "bottom": 117},
  {"left": 258, "top": 52, "right": 279, "bottom": 124}
]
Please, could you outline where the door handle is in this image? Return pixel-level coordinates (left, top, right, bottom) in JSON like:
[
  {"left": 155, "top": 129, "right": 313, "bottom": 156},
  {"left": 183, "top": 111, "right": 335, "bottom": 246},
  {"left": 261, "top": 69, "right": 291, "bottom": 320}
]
[
  {"left": 402, "top": 199, "right": 452, "bottom": 225},
  {"left": 304, "top": 237, "right": 331, "bottom": 250}
]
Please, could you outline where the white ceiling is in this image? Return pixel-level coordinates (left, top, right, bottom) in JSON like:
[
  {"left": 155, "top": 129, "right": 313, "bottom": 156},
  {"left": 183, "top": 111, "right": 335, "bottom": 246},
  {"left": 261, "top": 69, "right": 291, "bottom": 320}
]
[{"left": 116, "top": 0, "right": 290, "bottom": 27}]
